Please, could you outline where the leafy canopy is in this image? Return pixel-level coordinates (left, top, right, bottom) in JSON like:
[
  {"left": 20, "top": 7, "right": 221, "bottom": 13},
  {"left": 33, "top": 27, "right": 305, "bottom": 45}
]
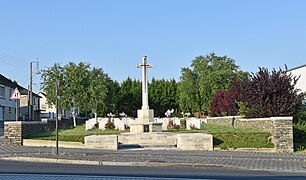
[
  {"left": 40, "top": 62, "right": 112, "bottom": 116},
  {"left": 178, "top": 52, "right": 247, "bottom": 113}
]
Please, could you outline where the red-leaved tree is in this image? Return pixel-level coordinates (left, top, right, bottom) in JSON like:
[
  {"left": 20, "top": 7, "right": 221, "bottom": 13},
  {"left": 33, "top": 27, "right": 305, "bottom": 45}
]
[
  {"left": 209, "top": 80, "right": 240, "bottom": 116},
  {"left": 238, "top": 67, "right": 302, "bottom": 118}
]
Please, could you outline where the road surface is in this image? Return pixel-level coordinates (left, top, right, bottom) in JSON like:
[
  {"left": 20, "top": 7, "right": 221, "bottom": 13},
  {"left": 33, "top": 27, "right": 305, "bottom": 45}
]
[{"left": 0, "top": 160, "right": 305, "bottom": 180}]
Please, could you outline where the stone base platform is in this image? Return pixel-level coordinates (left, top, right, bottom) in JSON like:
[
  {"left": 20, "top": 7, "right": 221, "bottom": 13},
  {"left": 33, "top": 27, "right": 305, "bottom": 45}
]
[
  {"left": 177, "top": 133, "right": 213, "bottom": 151},
  {"left": 129, "top": 122, "right": 163, "bottom": 134},
  {"left": 84, "top": 133, "right": 213, "bottom": 151},
  {"left": 119, "top": 132, "right": 176, "bottom": 148},
  {"left": 85, "top": 135, "right": 118, "bottom": 150}
]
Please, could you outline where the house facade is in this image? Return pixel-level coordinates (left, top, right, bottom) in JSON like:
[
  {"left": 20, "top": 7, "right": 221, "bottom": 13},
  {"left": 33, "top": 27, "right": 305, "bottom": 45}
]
[
  {"left": 39, "top": 92, "right": 74, "bottom": 119},
  {"left": 0, "top": 74, "right": 19, "bottom": 122},
  {"left": 19, "top": 90, "right": 41, "bottom": 121},
  {"left": 0, "top": 74, "right": 41, "bottom": 122},
  {"left": 288, "top": 64, "right": 306, "bottom": 94},
  {"left": 39, "top": 92, "right": 56, "bottom": 120}
]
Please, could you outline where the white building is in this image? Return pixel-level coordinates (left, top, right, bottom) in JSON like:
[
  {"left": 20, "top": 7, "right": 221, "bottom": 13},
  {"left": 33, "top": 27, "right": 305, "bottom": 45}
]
[
  {"left": 288, "top": 64, "right": 306, "bottom": 94},
  {"left": 39, "top": 92, "right": 73, "bottom": 119},
  {"left": 0, "top": 74, "right": 18, "bottom": 122},
  {"left": 0, "top": 74, "right": 42, "bottom": 122}
]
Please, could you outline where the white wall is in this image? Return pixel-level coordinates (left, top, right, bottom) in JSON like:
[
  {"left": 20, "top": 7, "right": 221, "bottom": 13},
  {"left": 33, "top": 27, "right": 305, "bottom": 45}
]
[
  {"left": 289, "top": 65, "right": 306, "bottom": 93},
  {"left": 0, "top": 85, "right": 16, "bottom": 120},
  {"left": 39, "top": 92, "right": 56, "bottom": 113}
]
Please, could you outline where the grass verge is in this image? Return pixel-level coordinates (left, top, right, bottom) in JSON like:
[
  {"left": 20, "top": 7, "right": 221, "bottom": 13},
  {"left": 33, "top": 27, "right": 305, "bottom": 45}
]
[
  {"left": 167, "top": 123, "right": 274, "bottom": 149},
  {"left": 25, "top": 123, "right": 274, "bottom": 149},
  {"left": 24, "top": 125, "right": 127, "bottom": 143}
]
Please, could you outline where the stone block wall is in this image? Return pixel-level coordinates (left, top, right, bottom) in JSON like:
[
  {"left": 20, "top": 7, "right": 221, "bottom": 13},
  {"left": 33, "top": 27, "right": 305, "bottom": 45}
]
[
  {"left": 3, "top": 121, "right": 55, "bottom": 146},
  {"left": 22, "top": 121, "right": 55, "bottom": 135},
  {"left": 271, "top": 117, "right": 294, "bottom": 153},
  {"left": 206, "top": 116, "right": 275, "bottom": 132},
  {"left": 206, "top": 116, "right": 294, "bottom": 152},
  {"left": 3, "top": 121, "right": 22, "bottom": 145}
]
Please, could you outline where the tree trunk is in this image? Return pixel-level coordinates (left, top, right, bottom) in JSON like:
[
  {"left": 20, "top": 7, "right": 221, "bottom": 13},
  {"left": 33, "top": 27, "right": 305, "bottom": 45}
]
[{"left": 73, "top": 115, "right": 76, "bottom": 127}]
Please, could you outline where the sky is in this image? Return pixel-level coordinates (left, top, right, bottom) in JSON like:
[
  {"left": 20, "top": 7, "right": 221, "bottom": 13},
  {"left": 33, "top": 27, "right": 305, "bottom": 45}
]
[{"left": 0, "top": 0, "right": 306, "bottom": 93}]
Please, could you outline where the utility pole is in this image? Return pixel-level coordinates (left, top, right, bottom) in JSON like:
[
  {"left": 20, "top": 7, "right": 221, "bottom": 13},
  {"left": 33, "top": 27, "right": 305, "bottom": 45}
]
[
  {"left": 29, "top": 62, "right": 32, "bottom": 120},
  {"left": 29, "top": 60, "right": 39, "bottom": 121}
]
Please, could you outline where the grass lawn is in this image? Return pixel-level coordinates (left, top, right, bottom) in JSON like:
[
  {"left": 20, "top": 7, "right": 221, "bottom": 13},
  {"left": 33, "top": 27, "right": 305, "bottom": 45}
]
[
  {"left": 25, "top": 123, "right": 274, "bottom": 149},
  {"left": 24, "top": 125, "right": 127, "bottom": 143},
  {"left": 167, "top": 124, "right": 274, "bottom": 149}
]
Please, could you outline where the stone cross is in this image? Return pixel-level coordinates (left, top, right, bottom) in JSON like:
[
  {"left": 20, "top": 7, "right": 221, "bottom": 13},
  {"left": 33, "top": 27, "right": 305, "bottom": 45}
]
[{"left": 137, "top": 56, "right": 152, "bottom": 110}]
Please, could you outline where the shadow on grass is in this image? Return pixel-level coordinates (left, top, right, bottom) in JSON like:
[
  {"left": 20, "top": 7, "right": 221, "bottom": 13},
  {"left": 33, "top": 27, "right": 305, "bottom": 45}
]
[{"left": 213, "top": 137, "right": 224, "bottom": 146}]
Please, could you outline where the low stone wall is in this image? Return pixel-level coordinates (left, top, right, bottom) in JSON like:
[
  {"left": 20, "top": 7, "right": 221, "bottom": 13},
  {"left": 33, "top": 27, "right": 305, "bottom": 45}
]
[
  {"left": 271, "top": 117, "right": 294, "bottom": 153},
  {"left": 177, "top": 133, "right": 213, "bottom": 151},
  {"left": 206, "top": 116, "right": 274, "bottom": 132},
  {"left": 3, "top": 122, "right": 23, "bottom": 146},
  {"left": 22, "top": 121, "right": 55, "bottom": 135},
  {"left": 206, "top": 116, "right": 294, "bottom": 153},
  {"left": 3, "top": 121, "right": 55, "bottom": 146}
]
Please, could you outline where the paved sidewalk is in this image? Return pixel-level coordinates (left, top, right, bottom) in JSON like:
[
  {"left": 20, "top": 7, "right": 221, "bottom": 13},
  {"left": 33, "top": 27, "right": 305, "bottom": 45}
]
[{"left": 0, "top": 142, "right": 306, "bottom": 173}]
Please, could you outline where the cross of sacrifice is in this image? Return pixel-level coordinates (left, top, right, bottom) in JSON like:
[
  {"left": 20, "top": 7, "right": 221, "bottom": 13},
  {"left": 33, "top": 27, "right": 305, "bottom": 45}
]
[{"left": 137, "top": 56, "right": 152, "bottom": 110}]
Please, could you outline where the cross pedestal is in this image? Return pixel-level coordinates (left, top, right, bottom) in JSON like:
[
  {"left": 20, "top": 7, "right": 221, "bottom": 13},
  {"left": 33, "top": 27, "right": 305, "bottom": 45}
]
[
  {"left": 130, "top": 56, "right": 162, "bottom": 133},
  {"left": 130, "top": 109, "right": 162, "bottom": 133}
]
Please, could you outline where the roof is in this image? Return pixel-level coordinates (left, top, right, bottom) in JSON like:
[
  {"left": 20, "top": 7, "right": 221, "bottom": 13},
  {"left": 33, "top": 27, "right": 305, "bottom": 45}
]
[
  {"left": 38, "top": 92, "right": 46, "bottom": 96},
  {"left": 0, "top": 74, "right": 40, "bottom": 98},
  {"left": 287, "top": 64, "right": 306, "bottom": 72}
]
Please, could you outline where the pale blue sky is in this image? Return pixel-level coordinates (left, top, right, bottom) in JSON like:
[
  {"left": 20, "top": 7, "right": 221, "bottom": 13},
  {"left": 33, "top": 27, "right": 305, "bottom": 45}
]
[{"left": 0, "top": 0, "right": 305, "bottom": 92}]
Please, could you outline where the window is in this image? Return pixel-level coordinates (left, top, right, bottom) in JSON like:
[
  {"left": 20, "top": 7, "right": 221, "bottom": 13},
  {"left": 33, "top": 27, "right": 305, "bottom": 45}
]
[
  {"left": 0, "top": 86, "right": 5, "bottom": 98},
  {"left": 9, "top": 107, "right": 12, "bottom": 113},
  {"left": 9, "top": 88, "right": 12, "bottom": 101}
]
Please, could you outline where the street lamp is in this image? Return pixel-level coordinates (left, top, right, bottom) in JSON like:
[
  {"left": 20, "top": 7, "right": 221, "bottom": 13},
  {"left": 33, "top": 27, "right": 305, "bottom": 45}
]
[{"left": 55, "top": 80, "right": 60, "bottom": 154}]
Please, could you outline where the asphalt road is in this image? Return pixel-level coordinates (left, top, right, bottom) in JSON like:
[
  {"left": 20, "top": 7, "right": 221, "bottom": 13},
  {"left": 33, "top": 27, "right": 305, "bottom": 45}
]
[{"left": 0, "top": 160, "right": 305, "bottom": 180}]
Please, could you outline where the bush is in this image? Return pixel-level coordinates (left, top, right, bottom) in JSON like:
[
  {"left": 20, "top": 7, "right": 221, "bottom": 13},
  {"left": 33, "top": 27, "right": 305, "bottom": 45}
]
[
  {"left": 294, "top": 98, "right": 306, "bottom": 123},
  {"left": 294, "top": 122, "right": 306, "bottom": 143},
  {"left": 180, "top": 119, "right": 186, "bottom": 129},
  {"left": 105, "top": 122, "right": 115, "bottom": 130},
  {"left": 167, "top": 121, "right": 180, "bottom": 131},
  {"left": 237, "top": 67, "right": 302, "bottom": 118},
  {"left": 190, "top": 124, "right": 197, "bottom": 130},
  {"left": 210, "top": 88, "right": 239, "bottom": 117}
]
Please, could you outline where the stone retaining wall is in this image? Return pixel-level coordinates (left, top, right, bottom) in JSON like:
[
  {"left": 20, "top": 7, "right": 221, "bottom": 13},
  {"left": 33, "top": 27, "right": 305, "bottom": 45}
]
[
  {"left": 271, "top": 117, "right": 294, "bottom": 153},
  {"left": 206, "top": 116, "right": 274, "bottom": 132},
  {"left": 3, "top": 122, "right": 23, "bottom": 145},
  {"left": 206, "top": 116, "right": 294, "bottom": 153},
  {"left": 3, "top": 121, "right": 55, "bottom": 146}
]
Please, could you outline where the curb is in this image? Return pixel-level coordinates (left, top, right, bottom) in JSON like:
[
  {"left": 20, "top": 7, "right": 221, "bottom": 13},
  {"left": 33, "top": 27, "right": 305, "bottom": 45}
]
[
  {"left": 2, "top": 156, "right": 306, "bottom": 173},
  {"left": 0, "top": 156, "right": 232, "bottom": 169}
]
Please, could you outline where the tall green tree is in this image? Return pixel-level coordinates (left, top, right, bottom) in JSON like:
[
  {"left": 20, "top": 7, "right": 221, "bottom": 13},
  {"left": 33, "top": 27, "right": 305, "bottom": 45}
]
[
  {"left": 103, "top": 78, "right": 120, "bottom": 116},
  {"left": 40, "top": 63, "right": 65, "bottom": 109},
  {"left": 117, "top": 77, "right": 141, "bottom": 117},
  {"left": 149, "top": 78, "right": 179, "bottom": 117},
  {"left": 40, "top": 62, "right": 110, "bottom": 121},
  {"left": 178, "top": 52, "right": 247, "bottom": 113},
  {"left": 63, "top": 62, "right": 90, "bottom": 114},
  {"left": 87, "top": 67, "right": 108, "bottom": 118}
]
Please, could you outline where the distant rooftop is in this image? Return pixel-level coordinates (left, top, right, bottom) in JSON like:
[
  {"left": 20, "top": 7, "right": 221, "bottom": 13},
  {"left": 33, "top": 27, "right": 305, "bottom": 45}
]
[
  {"left": 0, "top": 73, "right": 40, "bottom": 97},
  {"left": 288, "top": 64, "right": 306, "bottom": 72}
]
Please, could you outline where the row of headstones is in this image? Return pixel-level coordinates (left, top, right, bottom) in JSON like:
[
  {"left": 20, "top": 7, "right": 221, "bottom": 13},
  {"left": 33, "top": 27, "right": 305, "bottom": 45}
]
[{"left": 85, "top": 117, "right": 206, "bottom": 131}]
